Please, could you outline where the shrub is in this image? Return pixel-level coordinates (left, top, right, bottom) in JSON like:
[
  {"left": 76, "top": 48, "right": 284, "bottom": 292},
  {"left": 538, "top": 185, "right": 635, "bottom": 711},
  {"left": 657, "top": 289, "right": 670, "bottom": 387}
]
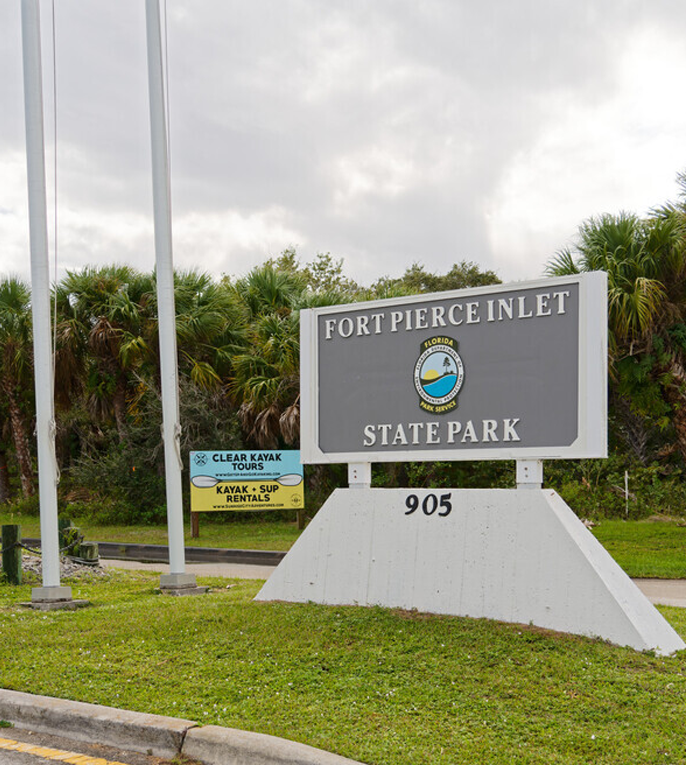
[
  {"left": 4, "top": 493, "right": 40, "bottom": 518},
  {"left": 61, "top": 497, "right": 161, "bottom": 526},
  {"left": 63, "top": 378, "right": 243, "bottom": 525},
  {"left": 546, "top": 455, "right": 686, "bottom": 520}
]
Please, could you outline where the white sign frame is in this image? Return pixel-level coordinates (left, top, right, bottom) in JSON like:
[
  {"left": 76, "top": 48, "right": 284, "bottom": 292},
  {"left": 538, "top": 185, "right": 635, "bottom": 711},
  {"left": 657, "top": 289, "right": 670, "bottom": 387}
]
[{"left": 300, "top": 272, "right": 607, "bottom": 464}]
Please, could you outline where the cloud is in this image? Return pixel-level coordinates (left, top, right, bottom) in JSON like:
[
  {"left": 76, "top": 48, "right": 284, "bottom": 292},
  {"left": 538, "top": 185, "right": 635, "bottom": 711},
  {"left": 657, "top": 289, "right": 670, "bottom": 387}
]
[
  {"left": 172, "top": 207, "right": 305, "bottom": 276},
  {"left": 0, "top": 152, "right": 31, "bottom": 279},
  {"left": 2, "top": 1, "right": 686, "bottom": 288},
  {"left": 486, "top": 22, "right": 686, "bottom": 278}
]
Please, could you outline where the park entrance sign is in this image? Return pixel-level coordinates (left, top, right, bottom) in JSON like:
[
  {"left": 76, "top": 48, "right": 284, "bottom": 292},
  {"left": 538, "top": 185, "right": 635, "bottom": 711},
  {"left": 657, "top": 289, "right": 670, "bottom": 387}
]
[
  {"left": 301, "top": 273, "right": 607, "bottom": 463},
  {"left": 258, "top": 271, "right": 686, "bottom": 655}
]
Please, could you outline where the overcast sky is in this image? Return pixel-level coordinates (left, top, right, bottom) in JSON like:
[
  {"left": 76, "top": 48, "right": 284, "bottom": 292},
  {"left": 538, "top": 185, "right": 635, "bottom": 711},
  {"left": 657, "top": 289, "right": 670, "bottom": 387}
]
[{"left": 2, "top": 0, "right": 686, "bottom": 289}]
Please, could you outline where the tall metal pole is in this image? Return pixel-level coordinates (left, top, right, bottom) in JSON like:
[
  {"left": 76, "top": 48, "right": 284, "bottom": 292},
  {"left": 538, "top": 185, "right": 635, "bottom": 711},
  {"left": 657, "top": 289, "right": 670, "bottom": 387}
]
[
  {"left": 145, "top": 0, "right": 196, "bottom": 590},
  {"left": 21, "top": 0, "right": 71, "bottom": 604}
]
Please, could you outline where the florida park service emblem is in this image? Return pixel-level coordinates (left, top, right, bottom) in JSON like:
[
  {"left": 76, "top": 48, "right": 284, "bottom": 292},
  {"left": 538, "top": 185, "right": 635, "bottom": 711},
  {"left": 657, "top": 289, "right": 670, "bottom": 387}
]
[{"left": 413, "top": 336, "right": 464, "bottom": 414}]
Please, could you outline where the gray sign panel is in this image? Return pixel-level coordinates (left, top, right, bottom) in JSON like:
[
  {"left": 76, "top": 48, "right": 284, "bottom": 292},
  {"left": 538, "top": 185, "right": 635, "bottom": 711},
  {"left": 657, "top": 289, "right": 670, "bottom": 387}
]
[{"left": 301, "top": 274, "right": 607, "bottom": 463}]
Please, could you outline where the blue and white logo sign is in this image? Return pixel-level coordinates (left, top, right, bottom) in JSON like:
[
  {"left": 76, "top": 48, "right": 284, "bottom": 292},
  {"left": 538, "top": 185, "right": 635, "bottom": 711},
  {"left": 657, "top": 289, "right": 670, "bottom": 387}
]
[{"left": 413, "top": 336, "right": 464, "bottom": 414}]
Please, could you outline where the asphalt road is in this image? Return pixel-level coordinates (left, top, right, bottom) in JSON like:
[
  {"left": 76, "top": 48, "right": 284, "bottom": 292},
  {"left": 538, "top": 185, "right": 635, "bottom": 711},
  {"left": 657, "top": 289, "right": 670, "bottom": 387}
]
[
  {"left": 100, "top": 558, "right": 277, "bottom": 579},
  {"left": 0, "top": 727, "right": 184, "bottom": 765}
]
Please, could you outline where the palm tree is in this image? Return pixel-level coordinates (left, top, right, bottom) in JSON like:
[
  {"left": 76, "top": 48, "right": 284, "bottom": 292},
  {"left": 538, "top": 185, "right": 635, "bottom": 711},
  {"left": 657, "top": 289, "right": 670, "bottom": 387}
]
[
  {"left": 229, "top": 264, "right": 350, "bottom": 448},
  {"left": 232, "top": 311, "right": 301, "bottom": 449},
  {"left": 0, "top": 277, "right": 35, "bottom": 496},
  {"left": 171, "top": 270, "right": 245, "bottom": 389},
  {"left": 547, "top": 208, "right": 686, "bottom": 460},
  {"left": 546, "top": 212, "right": 683, "bottom": 354},
  {"left": 229, "top": 266, "right": 301, "bottom": 449},
  {"left": 56, "top": 265, "right": 154, "bottom": 441},
  {"left": 233, "top": 263, "right": 306, "bottom": 320},
  {"left": 111, "top": 269, "right": 248, "bottom": 433}
]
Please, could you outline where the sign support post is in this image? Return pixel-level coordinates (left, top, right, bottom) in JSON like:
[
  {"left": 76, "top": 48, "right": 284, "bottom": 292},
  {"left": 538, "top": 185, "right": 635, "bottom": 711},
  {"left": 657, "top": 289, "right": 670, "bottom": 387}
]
[
  {"left": 348, "top": 463, "right": 371, "bottom": 489},
  {"left": 516, "top": 460, "right": 543, "bottom": 489}
]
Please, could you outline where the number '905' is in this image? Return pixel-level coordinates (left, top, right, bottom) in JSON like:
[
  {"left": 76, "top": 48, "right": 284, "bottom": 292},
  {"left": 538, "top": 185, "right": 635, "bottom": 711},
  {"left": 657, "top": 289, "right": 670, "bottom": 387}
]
[{"left": 405, "top": 493, "right": 452, "bottom": 517}]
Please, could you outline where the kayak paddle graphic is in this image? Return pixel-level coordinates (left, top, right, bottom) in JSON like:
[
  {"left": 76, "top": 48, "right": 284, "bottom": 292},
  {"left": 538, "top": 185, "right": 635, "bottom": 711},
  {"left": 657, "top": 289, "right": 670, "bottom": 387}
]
[{"left": 191, "top": 473, "right": 303, "bottom": 488}]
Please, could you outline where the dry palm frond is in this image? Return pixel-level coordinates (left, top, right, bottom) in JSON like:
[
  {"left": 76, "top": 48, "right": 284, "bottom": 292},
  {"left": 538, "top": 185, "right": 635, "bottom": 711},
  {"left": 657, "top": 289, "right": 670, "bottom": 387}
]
[
  {"left": 89, "top": 317, "right": 121, "bottom": 356},
  {"left": 238, "top": 401, "right": 256, "bottom": 432},
  {"left": 87, "top": 393, "right": 113, "bottom": 423},
  {"left": 252, "top": 403, "right": 281, "bottom": 449},
  {"left": 279, "top": 398, "right": 300, "bottom": 444}
]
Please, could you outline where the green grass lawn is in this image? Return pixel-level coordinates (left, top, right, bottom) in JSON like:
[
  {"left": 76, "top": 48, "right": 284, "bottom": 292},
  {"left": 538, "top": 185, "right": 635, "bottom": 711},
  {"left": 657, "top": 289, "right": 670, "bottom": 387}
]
[
  {"left": 591, "top": 519, "right": 686, "bottom": 579},
  {"left": 0, "top": 512, "right": 301, "bottom": 551},
  {"left": 1, "top": 570, "right": 686, "bottom": 765},
  {"left": 4, "top": 512, "right": 686, "bottom": 578}
]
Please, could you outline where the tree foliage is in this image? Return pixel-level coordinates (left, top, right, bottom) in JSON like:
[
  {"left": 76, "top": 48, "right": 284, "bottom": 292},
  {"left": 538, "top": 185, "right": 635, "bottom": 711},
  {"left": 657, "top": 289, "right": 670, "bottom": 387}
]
[
  {"left": 372, "top": 260, "right": 500, "bottom": 296},
  {"left": 0, "top": 254, "right": 499, "bottom": 516},
  {"left": 0, "top": 277, "right": 35, "bottom": 497},
  {"left": 546, "top": 178, "right": 686, "bottom": 465},
  {"left": 9, "top": 210, "right": 686, "bottom": 523}
]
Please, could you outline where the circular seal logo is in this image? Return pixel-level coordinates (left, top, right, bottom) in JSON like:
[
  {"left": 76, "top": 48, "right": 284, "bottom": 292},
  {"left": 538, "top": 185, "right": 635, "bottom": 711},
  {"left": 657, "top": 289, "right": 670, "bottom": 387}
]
[
  {"left": 193, "top": 452, "right": 208, "bottom": 466},
  {"left": 413, "top": 337, "right": 464, "bottom": 414}
]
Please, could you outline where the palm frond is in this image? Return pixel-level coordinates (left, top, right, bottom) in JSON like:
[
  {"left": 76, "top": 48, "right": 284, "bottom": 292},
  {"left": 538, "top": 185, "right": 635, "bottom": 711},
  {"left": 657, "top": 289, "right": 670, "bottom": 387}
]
[
  {"left": 544, "top": 249, "right": 579, "bottom": 276},
  {"left": 279, "top": 399, "right": 300, "bottom": 445}
]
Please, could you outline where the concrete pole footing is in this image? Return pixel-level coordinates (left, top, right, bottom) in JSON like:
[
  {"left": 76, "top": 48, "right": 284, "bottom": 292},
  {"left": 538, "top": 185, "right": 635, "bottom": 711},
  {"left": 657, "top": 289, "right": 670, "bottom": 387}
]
[{"left": 159, "top": 572, "right": 208, "bottom": 596}]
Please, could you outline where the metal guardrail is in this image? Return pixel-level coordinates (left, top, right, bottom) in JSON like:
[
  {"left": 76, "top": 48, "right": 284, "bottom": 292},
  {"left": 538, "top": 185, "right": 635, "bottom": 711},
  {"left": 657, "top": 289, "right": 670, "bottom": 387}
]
[{"left": 22, "top": 539, "right": 286, "bottom": 566}]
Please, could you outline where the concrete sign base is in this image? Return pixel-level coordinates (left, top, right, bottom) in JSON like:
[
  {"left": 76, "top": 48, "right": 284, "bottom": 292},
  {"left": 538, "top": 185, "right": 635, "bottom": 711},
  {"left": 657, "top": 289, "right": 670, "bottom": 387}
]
[{"left": 256, "top": 488, "right": 685, "bottom": 655}]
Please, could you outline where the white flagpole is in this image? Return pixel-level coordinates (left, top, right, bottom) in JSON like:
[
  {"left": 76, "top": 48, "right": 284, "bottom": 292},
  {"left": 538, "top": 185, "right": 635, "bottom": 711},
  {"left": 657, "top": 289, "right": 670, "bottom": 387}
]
[
  {"left": 144, "top": 0, "right": 197, "bottom": 591},
  {"left": 21, "top": 0, "right": 71, "bottom": 604}
]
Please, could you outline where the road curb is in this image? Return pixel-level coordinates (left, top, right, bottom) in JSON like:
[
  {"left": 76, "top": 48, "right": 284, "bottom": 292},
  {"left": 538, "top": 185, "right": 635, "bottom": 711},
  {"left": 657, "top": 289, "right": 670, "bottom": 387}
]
[
  {"left": 0, "top": 689, "right": 365, "bottom": 764},
  {"left": 22, "top": 539, "right": 287, "bottom": 566},
  {"left": 183, "top": 725, "right": 363, "bottom": 765},
  {"left": 0, "top": 689, "right": 194, "bottom": 758}
]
